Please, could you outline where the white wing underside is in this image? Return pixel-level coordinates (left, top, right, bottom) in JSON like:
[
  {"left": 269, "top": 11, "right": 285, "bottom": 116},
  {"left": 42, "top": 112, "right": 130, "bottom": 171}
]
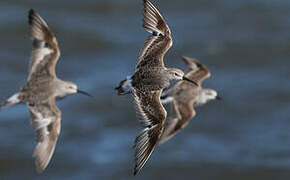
[{"left": 29, "top": 47, "right": 53, "bottom": 80}]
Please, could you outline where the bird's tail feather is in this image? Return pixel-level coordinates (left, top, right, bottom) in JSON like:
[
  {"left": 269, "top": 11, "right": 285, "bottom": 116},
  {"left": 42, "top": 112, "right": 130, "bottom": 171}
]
[
  {"left": 1, "top": 93, "right": 21, "bottom": 109},
  {"left": 115, "top": 77, "right": 133, "bottom": 96}
]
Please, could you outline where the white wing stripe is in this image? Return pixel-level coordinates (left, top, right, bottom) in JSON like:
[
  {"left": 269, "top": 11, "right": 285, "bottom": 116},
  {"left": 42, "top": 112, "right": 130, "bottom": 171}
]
[
  {"left": 29, "top": 47, "right": 53, "bottom": 80},
  {"left": 7, "top": 93, "right": 20, "bottom": 104},
  {"left": 138, "top": 36, "right": 158, "bottom": 64},
  {"left": 145, "top": 11, "right": 158, "bottom": 22},
  {"left": 160, "top": 96, "right": 174, "bottom": 105},
  {"left": 147, "top": 0, "right": 162, "bottom": 16},
  {"left": 35, "top": 117, "right": 52, "bottom": 130},
  {"left": 134, "top": 94, "right": 153, "bottom": 127}
]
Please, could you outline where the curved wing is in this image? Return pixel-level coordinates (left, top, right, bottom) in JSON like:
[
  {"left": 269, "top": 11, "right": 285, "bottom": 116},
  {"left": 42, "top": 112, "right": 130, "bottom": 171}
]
[
  {"left": 182, "top": 56, "right": 211, "bottom": 85},
  {"left": 159, "top": 98, "right": 196, "bottom": 144},
  {"left": 182, "top": 56, "right": 199, "bottom": 70},
  {"left": 28, "top": 9, "right": 60, "bottom": 81},
  {"left": 29, "top": 97, "right": 61, "bottom": 173},
  {"left": 160, "top": 82, "right": 181, "bottom": 104},
  {"left": 133, "top": 90, "right": 166, "bottom": 175},
  {"left": 161, "top": 56, "right": 210, "bottom": 103},
  {"left": 136, "top": 0, "right": 172, "bottom": 71}
]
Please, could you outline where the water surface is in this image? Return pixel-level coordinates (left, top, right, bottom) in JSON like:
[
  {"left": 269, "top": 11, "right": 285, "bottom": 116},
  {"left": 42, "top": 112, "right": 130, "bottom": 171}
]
[{"left": 0, "top": 0, "right": 290, "bottom": 179}]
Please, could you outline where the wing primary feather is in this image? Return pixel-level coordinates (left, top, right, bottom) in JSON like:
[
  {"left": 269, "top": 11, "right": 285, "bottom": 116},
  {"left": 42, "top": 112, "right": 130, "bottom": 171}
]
[
  {"left": 29, "top": 98, "right": 61, "bottom": 173},
  {"left": 133, "top": 90, "right": 166, "bottom": 175},
  {"left": 134, "top": 124, "right": 162, "bottom": 176},
  {"left": 142, "top": 0, "right": 169, "bottom": 36},
  {"left": 27, "top": 9, "right": 60, "bottom": 80}
]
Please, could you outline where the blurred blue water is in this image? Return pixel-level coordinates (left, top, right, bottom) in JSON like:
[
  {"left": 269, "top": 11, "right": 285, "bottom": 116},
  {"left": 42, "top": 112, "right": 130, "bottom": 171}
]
[{"left": 1, "top": 0, "right": 290, "bottom": 179}]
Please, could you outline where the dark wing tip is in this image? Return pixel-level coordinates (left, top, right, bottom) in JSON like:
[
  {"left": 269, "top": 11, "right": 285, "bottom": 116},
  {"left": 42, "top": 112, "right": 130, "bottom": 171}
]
[
  {"left": 142, "top": 0, "right": 148, "bottom": 8},
  {"left": 27, "top": 9, "right": 58, "bottom": 49},
  {"left": 142, "top": 0, "right": 169, "bottom": 36},
  {"left": 29, "top": 9, "right": 35, "bottom": 15},
  {"left": 133, "top": 125, "right": 163, "bottom": 176},
  {"left": 182, "top": 56, "right": 199, "bottom": 63},
  {"left": 182, "top": 56, "right": 201, "bottom": 69},
  {"left": 28, "top": 9, "right": 48, "bottom": 28},
  {"left": 28, "top": 9, "right": 36, "bottom": 25},
  {"left": 133, "top": 169, "right": 138, "bottom": 176}
]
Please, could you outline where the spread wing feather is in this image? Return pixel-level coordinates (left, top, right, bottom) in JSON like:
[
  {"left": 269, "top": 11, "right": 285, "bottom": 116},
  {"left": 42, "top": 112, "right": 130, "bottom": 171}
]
[
  {"left": 29, "top": 97, "right": 61, "bottom": 173},
  {"left": 133, "top": 90, "right": 166, "bottom": 175},
  {"left": 159, "top": 99, "right": 196, "bottom": 144},
  {"left": 28, "top": 9, "right": 60, "bottom": 81},
  {"left": 182, "top": 56, "right": 211, "bottom": 85},
  {"left": 136, "top": 0, "right": 172, "bottom": 71},
  {"left": 159, "top": 56, "right": 212, "bottom": 143}
]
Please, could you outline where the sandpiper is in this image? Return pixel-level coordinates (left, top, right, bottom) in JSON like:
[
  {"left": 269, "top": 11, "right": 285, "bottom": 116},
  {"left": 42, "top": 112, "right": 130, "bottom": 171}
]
[
  {"left": 115, "top": 0, "right": 198, "bottom": 175},
  {"left": 159, "top": 56, "right": 220, "bottom": 144},
  {"left": 1, "top": 9, "right": 92, "bottom": 173}
]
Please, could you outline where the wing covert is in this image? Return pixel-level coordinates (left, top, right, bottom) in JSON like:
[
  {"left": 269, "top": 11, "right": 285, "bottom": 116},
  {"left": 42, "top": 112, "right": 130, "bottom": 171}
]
[
  {"left": 133, "top": 90, "right": 166, "bottom": 175},
  {"left": 29, "top": 97, "right": 61, "bottom": 173},
  {"left": 28, "top": 9, "right": 60, "bottom": 81}
]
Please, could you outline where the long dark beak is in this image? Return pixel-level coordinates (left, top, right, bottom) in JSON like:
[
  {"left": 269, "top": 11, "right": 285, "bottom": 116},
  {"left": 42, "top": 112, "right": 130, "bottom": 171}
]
[
  {"left": 77, "top": 89, "right": 93, "bottom": 98},
  {"left": 183, "top": 77, "right": 198, "bottom": 86}
]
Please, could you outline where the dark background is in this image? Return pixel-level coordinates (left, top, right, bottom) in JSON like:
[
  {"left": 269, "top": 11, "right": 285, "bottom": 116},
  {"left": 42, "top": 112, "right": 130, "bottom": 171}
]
[{"left": 1, "top": 0, "right": 290, "bottom": 179}]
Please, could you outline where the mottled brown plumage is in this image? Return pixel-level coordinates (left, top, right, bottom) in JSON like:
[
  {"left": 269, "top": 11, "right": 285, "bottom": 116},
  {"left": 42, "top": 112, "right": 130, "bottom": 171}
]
[
  {"left": 132, "top": 0, "right": 173, "bottom": 175},
  {"left": 1, "top": 9, "right": 87, "bottom": 173},
  {"left": 133, "top": 90, "right": 166, "bottom": 175},
  {"left": 131, "top": 67, "right": 170, "bottom": 92},
  {"left": 115, "top": 0, "right": 197, "bottom": 175}
]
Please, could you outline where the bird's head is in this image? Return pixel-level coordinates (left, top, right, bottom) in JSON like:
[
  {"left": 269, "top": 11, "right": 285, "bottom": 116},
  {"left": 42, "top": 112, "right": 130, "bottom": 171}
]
[
  {"left": 166, "top": 68, "right": 198, "bottom": 86},
  {"left": 57, "top": 81, "right": 92, "bottom": 98}
]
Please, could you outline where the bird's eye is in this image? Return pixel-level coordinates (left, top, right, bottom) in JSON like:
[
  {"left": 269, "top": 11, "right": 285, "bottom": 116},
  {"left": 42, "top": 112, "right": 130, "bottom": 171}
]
[{"left": 174, "top": 73, "right": 179, "bottom": 76}]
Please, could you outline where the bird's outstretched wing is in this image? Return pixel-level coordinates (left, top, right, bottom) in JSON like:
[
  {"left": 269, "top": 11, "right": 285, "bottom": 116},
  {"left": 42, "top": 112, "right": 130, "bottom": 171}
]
[
  {"left": 159, "top": 99, "right": 196, "bottom": 144},
  {"left": 161, "top": 56, "right": 210, "bottom": 100},
  {"left": 29, "top": 97, "right": 61, "bottom": 173},
  {"left": 182, "top": 56, "right": 211, "bottom": 85},
  {"left": 133, "top": 90, "right": 166, "bottom": 175},
  {"left": 28, "top": 9, "right": 60, "bottom": 81},
  {"left": 159, "top": 56, "right": 212, "bottom": 143},
  {"left": 136, "top": 0, "right": 172, "bottom": 71}
]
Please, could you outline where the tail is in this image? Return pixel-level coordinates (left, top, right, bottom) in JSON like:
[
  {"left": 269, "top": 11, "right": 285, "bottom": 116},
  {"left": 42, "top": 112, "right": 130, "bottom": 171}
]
[
  {"left": 115, "top": 77, "right": 133, "bottom": 96},
  {"left": 1, "top": 93, "right": 22, "bottom": 109}
]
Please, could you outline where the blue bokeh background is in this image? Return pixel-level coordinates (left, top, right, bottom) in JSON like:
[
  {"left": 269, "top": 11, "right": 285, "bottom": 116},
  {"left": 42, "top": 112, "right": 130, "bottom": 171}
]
[{"left": 1, "top": 0, "right": 290, "bottom": 179}]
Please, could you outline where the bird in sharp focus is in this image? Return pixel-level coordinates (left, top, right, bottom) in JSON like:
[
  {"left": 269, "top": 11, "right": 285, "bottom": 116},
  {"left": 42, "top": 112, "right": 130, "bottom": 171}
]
[{"left": 115, "top": 0, "right": 198, "bottom": 175}]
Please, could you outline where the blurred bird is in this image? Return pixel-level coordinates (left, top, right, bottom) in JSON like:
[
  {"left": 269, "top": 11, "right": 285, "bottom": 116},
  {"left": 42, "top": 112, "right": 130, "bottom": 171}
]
[
  {"left": 159, "top": 56, "right": 220, "bottom": 144},
  {"left": 1, "top": 9, "right": 92, "bottom": 173},
  {"left": 115, "top": 0, "right": 198, "bottom": 175}
]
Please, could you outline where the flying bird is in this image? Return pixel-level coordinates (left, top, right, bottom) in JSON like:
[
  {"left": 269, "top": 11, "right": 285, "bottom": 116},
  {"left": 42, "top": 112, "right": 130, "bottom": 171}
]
[
  {"left": 159, "top": 56, "right": 220, "bottom": 144},
  {"left": 1, "top": 9, "right": 92, "bottom": 173},
  {"left": 115, "top": 0, "right": 198, "bottom": 175}
]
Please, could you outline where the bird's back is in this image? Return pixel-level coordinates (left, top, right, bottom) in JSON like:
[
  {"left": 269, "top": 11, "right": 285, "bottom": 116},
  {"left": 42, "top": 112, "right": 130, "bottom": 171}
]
[
  {"left": 132, "top": 67, "right": 170, "bottom": 92},
  {"left": 20, "top": 76, "right": 56, "bottom": 104},
  {"left": 174, "top": 82, "right": 201, "bottom": 103}
]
